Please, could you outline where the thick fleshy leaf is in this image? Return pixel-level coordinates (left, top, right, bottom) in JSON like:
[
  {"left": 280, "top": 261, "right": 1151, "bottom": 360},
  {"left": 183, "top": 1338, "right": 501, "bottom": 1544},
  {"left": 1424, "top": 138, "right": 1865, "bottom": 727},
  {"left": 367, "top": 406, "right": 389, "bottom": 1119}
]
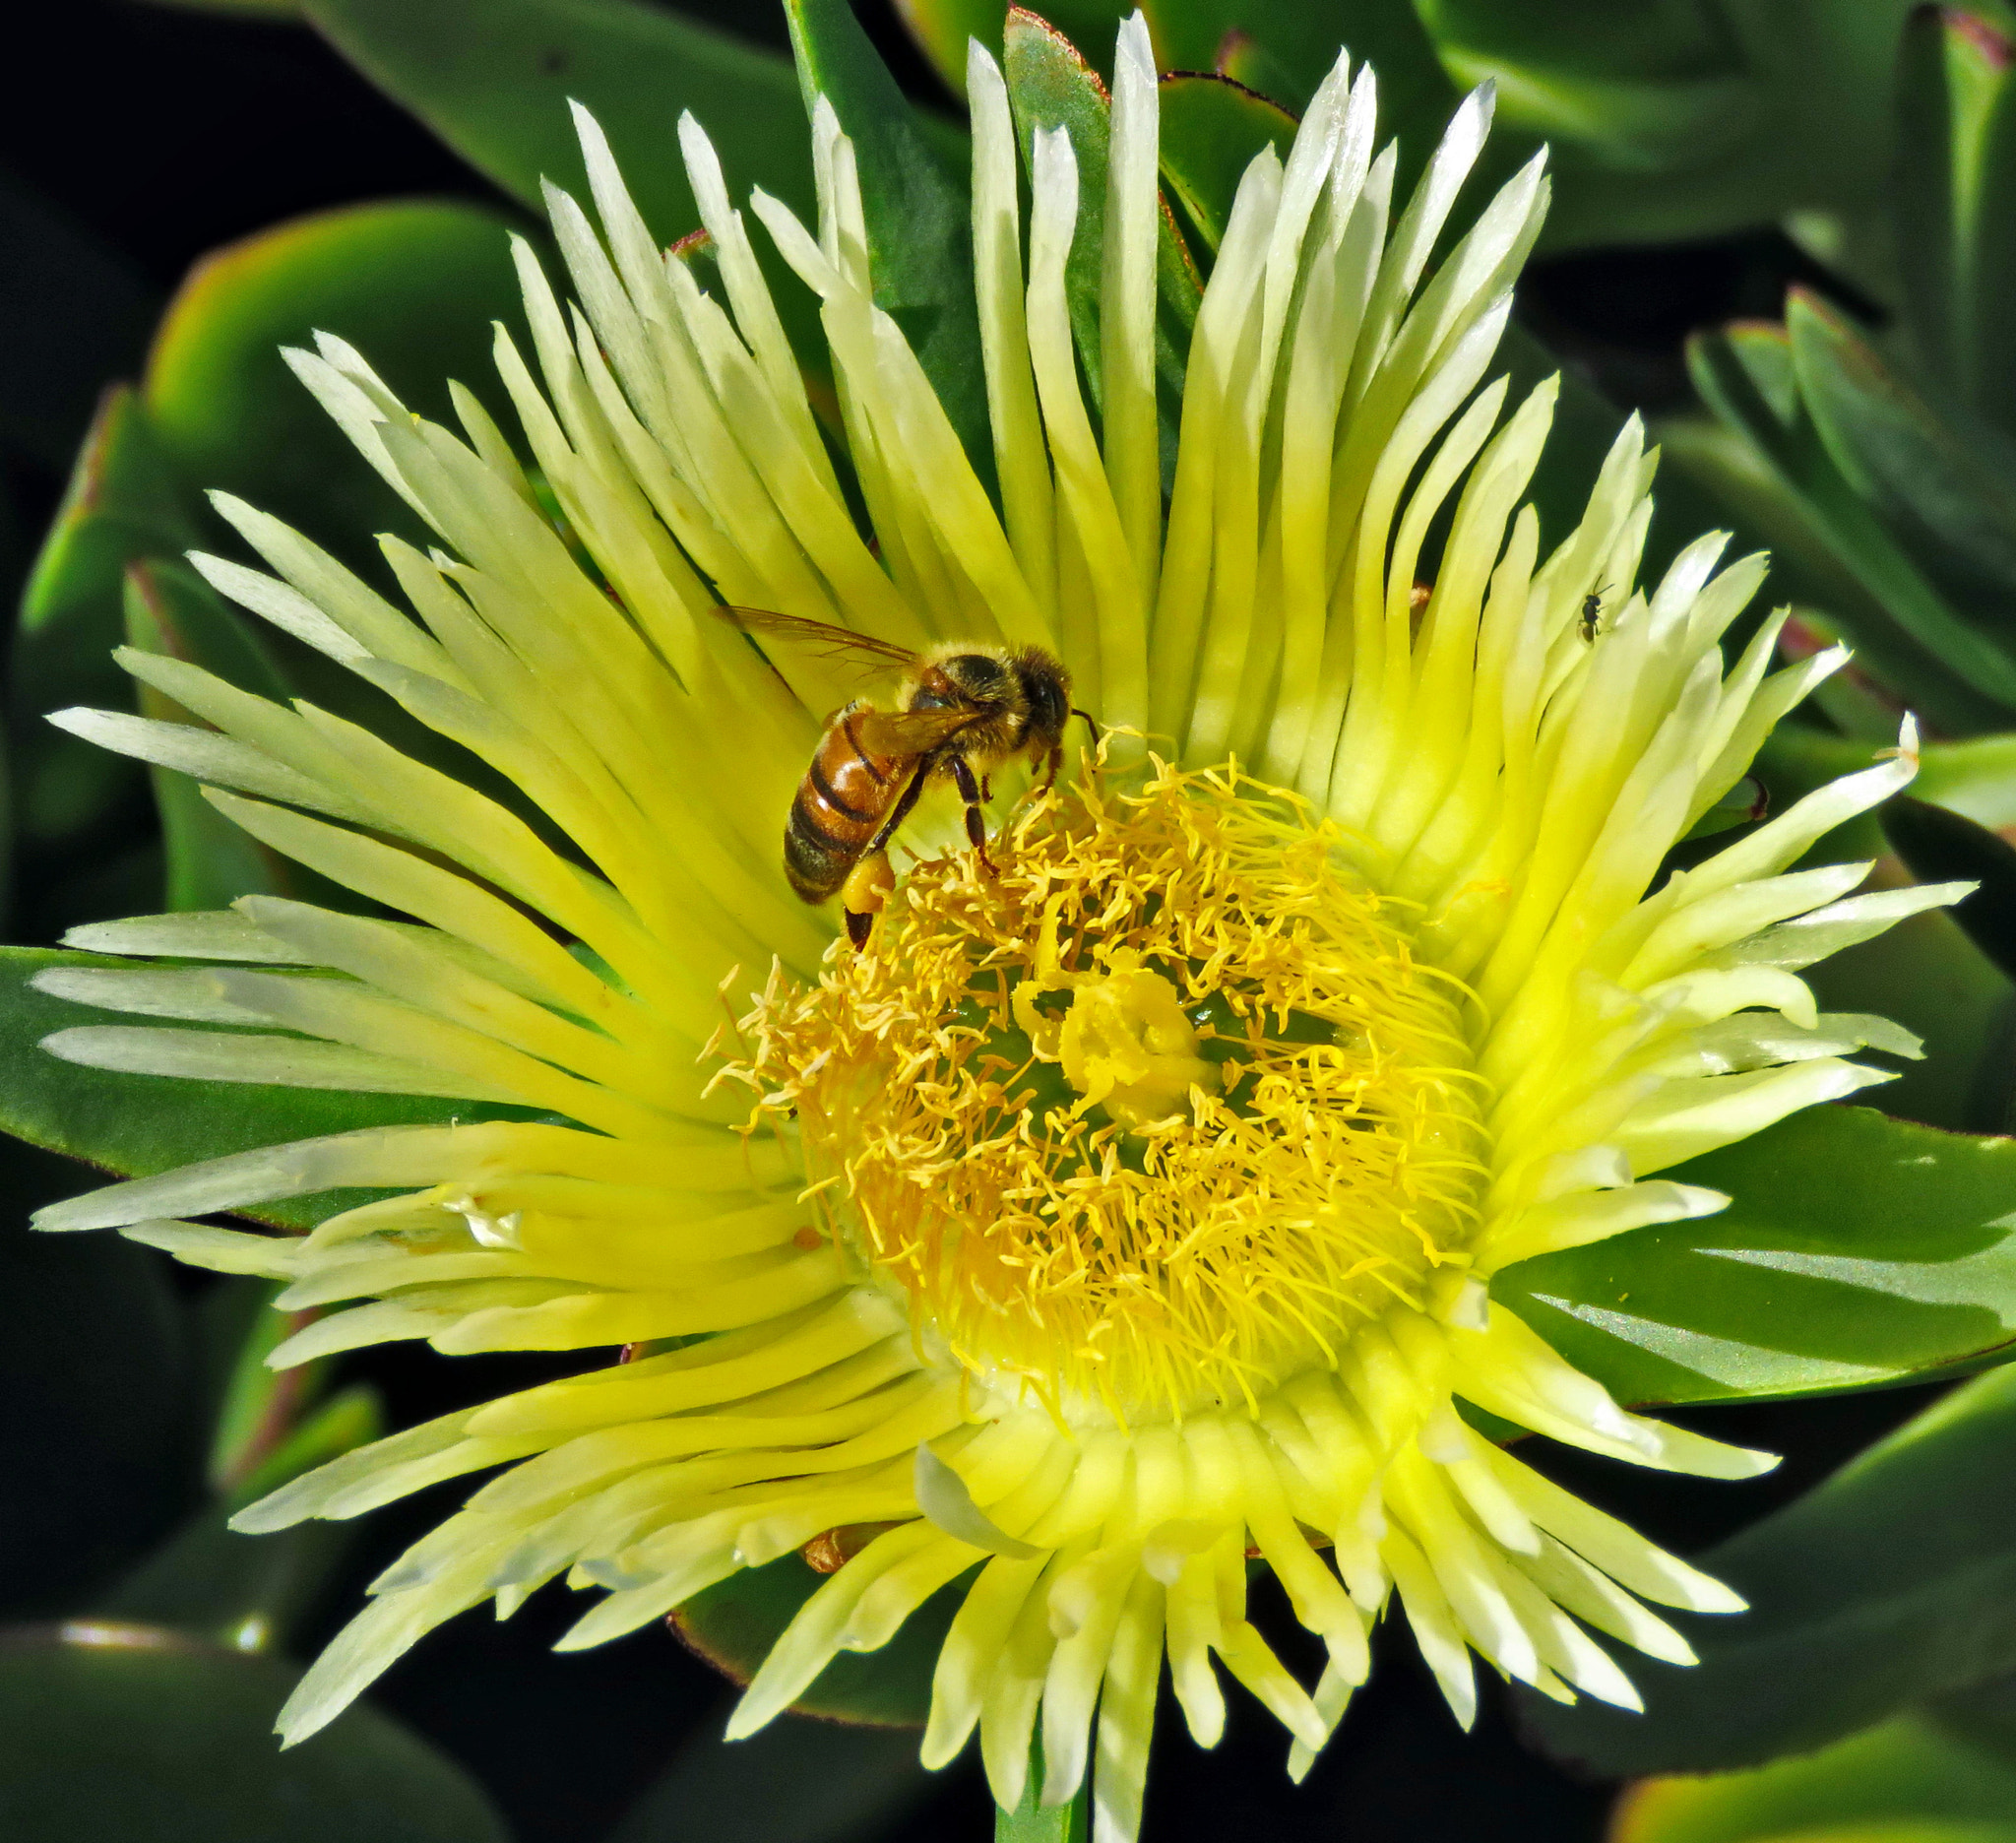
[
  {"left": 1155, "top": 71, "right": 1295, "bottom": 250},
  {"left": 1452, "top": 0, "right": 1914, "bottom": 252},
  {"left": 1787, "top": 290, "right": 2016, "bottom": 680},
  {"left": 785, "top": 0, "right": 991, "bottom": 483},
  {"left": 304, "top": 0, "right": 808, "bottom": 225},
  {"left": 0, "top": 946, "right": 537, "bottom": 1231},
  {"left": 1495, "top": 1107, "right": 2016, "bottom": 1408},
  {"left": 1614, "top": 1713, "right": 2016, "bottom": 1843},
  {"left": 143, "top": 199, "right": 526, "bottom": 566},
  {"left": 609, "top": 1703, "right": 930, "bottom": 1843},
  {"left": 1522, "top": 1361, "right": 2016, "bottom": 1776},
  {"left": 0, "top": 1625, "right": 506, "bottom": 1843},
  {"left": 1143, "top": 0, "right": 1455, "bottom": 133},
  {"left": 1418, "top": 0, "right": 1757, "bottom": 206},
  {"left": 1895, "top": 7, "right": 2016, "bottom": 439},
  {"left": 1883, "top": 797, "right": 2016, "bottom": 985},
  {"left": 13, "top": 388, "right": 188, "bottom": 849},
  {"left": 0, "top": 1140, "right": 196, "bottom": 1621},
  {"left": 1687, "top": 320, "right": 2011, "bottom": 735},
  {"left": 301, "top": 0, "right": 822, "bottom": 362},
  {"left": 899, "top": 0, "right": 1455, "bottom": 131},
  {"left": 670, "top": 1552, "right": 972, "bottom": 1727}
]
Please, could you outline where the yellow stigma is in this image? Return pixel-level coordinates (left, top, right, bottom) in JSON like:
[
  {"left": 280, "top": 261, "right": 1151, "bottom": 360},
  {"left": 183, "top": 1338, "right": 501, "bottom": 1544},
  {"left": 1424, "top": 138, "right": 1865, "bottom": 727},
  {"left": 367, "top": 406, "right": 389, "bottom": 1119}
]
[
  {"left": 730, "top": 762, "right": 1491, "bottom": 1425},
  {"left": 1011, "top": 918, "right": 1220, "bottom": 1130}
]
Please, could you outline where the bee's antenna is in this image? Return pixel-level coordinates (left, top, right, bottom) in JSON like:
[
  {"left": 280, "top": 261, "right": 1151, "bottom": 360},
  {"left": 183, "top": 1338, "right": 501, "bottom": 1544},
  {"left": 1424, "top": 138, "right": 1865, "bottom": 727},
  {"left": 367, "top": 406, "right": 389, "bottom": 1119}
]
[{"left": 1071, "top": 708, "right": 1102, "bottom": 743}]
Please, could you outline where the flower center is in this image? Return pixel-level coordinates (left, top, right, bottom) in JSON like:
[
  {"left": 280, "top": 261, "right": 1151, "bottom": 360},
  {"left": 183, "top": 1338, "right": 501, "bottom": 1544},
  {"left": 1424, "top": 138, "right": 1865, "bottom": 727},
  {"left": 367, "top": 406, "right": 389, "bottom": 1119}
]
[{"left": 728, "top": 762, "right": 1490, "bottom": 1425}]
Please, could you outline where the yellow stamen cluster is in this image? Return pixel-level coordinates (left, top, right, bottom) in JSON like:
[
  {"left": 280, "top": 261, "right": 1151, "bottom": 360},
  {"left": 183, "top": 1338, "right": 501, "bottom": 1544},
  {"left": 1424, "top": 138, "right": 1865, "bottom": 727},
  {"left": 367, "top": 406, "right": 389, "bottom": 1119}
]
[{"left": 731, "top": 762, "right": 1491, "bottom": 1424}]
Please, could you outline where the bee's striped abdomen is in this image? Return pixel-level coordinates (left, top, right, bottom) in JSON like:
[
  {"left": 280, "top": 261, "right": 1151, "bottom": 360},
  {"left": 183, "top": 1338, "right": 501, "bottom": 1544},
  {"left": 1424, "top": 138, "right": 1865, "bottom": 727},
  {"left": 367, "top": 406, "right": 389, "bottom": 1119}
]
[{"left": 784, "top": 704, "right": 900, "bottom": 903}]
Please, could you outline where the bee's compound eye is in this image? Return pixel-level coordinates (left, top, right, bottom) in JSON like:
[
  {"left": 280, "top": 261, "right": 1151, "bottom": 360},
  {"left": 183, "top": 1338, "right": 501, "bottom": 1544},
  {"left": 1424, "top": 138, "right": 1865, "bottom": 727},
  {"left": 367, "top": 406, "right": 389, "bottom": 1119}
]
[{"left": 1024, "top": 668, "right": 1068, "bottom": 739}]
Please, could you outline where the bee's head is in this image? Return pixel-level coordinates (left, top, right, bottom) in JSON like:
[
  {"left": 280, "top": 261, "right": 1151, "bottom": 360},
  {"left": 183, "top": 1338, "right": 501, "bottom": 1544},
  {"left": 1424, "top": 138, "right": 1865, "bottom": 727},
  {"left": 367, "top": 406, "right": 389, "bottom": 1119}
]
[{"left": 1015, "top": 652, "right": 1071, "bottom": 748}]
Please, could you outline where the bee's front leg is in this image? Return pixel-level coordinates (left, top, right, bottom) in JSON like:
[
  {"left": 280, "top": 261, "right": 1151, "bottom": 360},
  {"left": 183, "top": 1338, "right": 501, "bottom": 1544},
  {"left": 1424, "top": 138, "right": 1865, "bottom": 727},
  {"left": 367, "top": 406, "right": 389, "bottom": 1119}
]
[{"left": 948, "top": 756, "right": 995, "bottom": 874}]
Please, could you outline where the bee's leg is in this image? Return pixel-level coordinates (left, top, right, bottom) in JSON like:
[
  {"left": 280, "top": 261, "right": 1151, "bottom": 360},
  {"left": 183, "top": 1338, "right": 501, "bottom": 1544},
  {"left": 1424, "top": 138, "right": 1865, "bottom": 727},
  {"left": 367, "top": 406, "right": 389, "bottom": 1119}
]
[
  {"left": 980, "top": 774, "right": 993, "bottom": 801},
  {"left": 948, "top": 755, "right": 994, "bottom": 873},
  {"left": 1038, "top": 743, "right": 1063, "bottom": 794},
  {"left": 861, "top": 761, "right": 932, "bottom": 860}
]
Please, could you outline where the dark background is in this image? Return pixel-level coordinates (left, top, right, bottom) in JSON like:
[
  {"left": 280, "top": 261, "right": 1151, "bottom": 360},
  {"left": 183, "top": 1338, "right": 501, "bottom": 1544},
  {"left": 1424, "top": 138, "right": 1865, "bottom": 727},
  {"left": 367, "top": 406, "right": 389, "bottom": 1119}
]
[{"left": 0, "top": 5, "right": 1925, "bottom": 1839}]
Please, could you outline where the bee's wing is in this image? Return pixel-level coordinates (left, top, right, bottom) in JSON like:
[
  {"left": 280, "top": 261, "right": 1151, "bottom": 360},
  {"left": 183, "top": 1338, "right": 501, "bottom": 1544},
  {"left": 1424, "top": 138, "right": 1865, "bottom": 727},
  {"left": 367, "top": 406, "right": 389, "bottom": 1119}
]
[
  {"left": 718, "top": 606, "right": 922, "bottom": 678},
  {"left": 852, "top": 708, "right": 984, "bottom": 755}
]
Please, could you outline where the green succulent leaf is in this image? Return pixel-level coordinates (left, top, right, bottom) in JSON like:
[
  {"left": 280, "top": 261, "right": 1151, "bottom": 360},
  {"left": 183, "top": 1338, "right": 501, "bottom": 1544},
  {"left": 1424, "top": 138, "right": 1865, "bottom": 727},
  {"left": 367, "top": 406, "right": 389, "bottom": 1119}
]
[
  {"left": 670, "top": 1551, "right": 972, "bottom": 1727},
  {"left": 1494, "top": 1107, "right": 2016, "bottom": 1408},
  {"left": 0, "top": 946, "right": 537, "bottom": 1231},
  {"left": 142, "top": 199, "right": 527, "bottom": 569},
  {"left": 901, "top": 0, "right": 1453, "bottom": 130},
  {"left": 301, "top": 0, "right": 822, "bottom": 361},
  {"left": 785, "top": 0, "right": 991, "bottom": 485},
  {"left": 1614, "top": 1712, "right": 2016, "bottom": 1843},
  {"left": 1155, "top": 71, "right": 1295, "bottom": 250},
  {"left": 13, "top": 388, "right": 190, "bottom": 852},
  {"left": 1895, "top": 7, "right": 2016, "bottom": 438},
  {"left": 301, "top": 0, "right": 805, "bottom": 231},
  {"left": 0, "top": 1626, "right": 507, "bottom": 1843},
  {"left": 1787, "top": 290, "right": 2016, "bottom": 682},
  {"left": 1882, "top": 797, "right": 2016, "bottom": 984},
  {"left": 1145, "top": 0, "right": 1454, "bottom": 134},
  {"left": 1447, "top": 0, "right": 1913, "bottom": 253},
  {"left": 1522, "top": 1361, "right": 2016, "bottom": 1776},
  {"left": 1687, "top": 320, "right": 2013, "bottom": 734}
]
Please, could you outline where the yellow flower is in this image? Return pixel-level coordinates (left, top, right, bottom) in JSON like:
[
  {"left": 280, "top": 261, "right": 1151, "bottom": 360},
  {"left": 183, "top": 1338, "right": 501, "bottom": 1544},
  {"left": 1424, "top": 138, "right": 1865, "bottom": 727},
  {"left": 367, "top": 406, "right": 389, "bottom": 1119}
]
[{"left": 31, "top": 18, "right": 1955, "bottom": 1839}]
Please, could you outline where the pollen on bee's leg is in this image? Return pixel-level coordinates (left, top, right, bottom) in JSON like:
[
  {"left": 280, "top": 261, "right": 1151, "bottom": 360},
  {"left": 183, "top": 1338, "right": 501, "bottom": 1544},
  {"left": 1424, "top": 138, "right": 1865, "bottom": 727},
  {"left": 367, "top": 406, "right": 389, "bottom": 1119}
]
[{"left": 840, "top": 852, "right": 894, "bottom": 949}]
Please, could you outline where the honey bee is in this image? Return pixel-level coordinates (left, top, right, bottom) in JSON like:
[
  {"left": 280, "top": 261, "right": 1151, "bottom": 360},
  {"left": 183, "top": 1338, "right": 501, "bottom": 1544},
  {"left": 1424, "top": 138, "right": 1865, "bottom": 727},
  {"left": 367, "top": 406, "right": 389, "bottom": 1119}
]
[{"left": 722, "top": 609, "right": 1092, "bottom": 947}]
